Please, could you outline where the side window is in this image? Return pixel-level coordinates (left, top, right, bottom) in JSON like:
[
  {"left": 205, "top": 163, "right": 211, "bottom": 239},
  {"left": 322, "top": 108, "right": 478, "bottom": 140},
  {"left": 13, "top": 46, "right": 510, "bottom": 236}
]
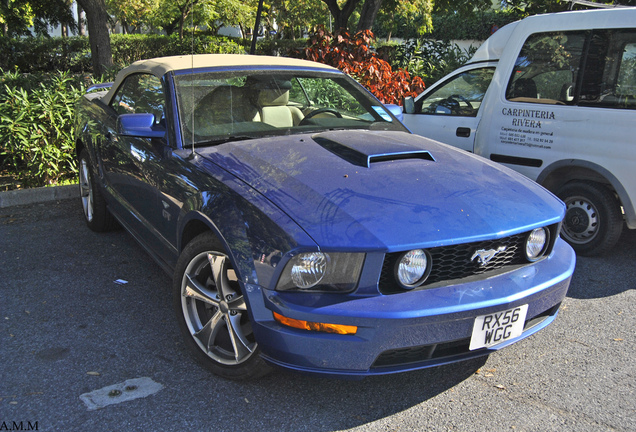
[
  {"left": 506, "top": 31, "right": 586, "bottom": 105},
  {"left": 415, "top": 68, "right": 495, "bottom": 117},
  {"left": 110, "top": 74, "right": 165, "bottom": 124},
  {"left": 579, "top": 29, "right": 636, "bottom": 109}
]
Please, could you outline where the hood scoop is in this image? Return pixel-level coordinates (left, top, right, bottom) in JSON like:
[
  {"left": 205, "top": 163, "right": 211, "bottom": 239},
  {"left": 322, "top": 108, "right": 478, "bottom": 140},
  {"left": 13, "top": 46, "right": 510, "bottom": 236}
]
[{"left": 312, "top": 131, "right": 434, "bottom": 168}]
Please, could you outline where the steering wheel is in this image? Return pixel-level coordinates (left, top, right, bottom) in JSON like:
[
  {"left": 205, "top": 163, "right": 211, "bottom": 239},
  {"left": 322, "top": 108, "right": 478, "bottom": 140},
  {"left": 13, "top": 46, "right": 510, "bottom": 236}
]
[
  {"left": 449, "top": 94, "right": 474, "bottom": 110},
  {"left": 437, "top": 94, "right": 474, "bottom": 115},
  {"left": 299, "top": 107, "right": 342, "bottom": 125}
]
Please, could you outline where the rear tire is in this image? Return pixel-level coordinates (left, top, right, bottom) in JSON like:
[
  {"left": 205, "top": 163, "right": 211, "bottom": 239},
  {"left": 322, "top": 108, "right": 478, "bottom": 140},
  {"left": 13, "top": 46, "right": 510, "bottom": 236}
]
[
  {"left": 78, "top": 149, "right": 116, "bottom": 232},
  {"left": 173, "top": 232, "right": 272, "bottom": 380},
  {"left": 556, "top": 181, "right": 623, "bottom": 256}
]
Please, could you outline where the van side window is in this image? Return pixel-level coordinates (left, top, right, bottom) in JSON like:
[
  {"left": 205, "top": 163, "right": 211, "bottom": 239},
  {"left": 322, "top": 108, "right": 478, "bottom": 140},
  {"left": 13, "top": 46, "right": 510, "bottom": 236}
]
[
  {"left": 579, "top": 30, "right": 636, "bottom": 109},
  {"left": 506, "top": 31, "right": 586, "bottom": 105},
  {"left": 415, "top": 68, "right": 495, "bottom": 117},
  {"left": 507, "top": 29, "right": 636, "bottom": 110}
]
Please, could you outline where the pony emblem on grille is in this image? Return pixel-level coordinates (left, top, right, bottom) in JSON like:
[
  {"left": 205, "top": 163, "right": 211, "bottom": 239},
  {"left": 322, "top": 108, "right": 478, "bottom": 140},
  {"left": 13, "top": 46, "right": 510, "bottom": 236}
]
[{"left": 471, "top": 246, "right": 507, "bottom": 266}]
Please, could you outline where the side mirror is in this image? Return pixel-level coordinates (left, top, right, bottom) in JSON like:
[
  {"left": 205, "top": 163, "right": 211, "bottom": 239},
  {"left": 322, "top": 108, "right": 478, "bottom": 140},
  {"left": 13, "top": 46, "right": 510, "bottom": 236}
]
[
  {"left": 384, "top": 104, "right": 404, "bottom": 122},
  {"left": 117, "top": 113, "right": 166, "bottom": 139},
  {"left": 403, "top": 96, "right": 415, "bottom": 114}
]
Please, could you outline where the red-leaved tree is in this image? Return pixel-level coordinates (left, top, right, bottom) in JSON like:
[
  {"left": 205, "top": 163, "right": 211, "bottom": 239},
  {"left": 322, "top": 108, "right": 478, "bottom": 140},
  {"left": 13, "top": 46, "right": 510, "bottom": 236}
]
[{"left": 295, "top": 27, "right": 425, "bottom": 105}]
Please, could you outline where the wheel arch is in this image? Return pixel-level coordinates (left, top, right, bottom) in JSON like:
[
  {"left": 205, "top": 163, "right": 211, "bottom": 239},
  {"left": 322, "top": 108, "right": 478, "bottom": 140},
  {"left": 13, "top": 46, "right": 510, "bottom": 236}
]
[
  {"left": 178, "top": 211, "right": 229, "bottom": 257},
  {"left": 537, "top": 159, "right": 635, "bottom": 228},
  {"left": 175, "top": 206, "right": 267, "bottom": 289}
]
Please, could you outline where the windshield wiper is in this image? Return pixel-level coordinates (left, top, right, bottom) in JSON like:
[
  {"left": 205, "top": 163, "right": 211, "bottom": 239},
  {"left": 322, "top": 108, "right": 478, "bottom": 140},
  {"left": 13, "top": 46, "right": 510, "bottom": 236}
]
[{"left": 194, "top": 135, "right": 256, "bottom": 146}]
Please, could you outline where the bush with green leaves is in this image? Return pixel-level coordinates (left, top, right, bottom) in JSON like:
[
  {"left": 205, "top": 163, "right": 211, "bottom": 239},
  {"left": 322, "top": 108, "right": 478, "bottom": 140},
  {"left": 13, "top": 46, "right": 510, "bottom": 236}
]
[
  {"left": 379, "top": 39, "right": 476, "bottom": 86},
  {"left": 0, "top": 70, "right": 91, "bottom": 188}
]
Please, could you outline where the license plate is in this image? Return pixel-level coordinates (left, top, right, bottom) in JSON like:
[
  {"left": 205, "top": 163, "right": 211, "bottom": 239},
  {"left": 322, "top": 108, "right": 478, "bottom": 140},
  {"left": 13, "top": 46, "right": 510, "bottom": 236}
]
[{"left": 469, "top": 304, "right": 529, "bottom": 350}]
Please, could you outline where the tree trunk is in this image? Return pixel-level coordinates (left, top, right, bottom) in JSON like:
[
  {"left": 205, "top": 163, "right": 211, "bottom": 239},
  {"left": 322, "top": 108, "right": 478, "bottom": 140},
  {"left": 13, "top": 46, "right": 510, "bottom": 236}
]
[
  {"left": 321, "top": 0, "right": 360, "bottom": 31},
  {"left": 356, "top": 0, "right": 383, "bottom": 31},
  {"left": 76, "top": 0, "right": 113, "bottom": 77}
]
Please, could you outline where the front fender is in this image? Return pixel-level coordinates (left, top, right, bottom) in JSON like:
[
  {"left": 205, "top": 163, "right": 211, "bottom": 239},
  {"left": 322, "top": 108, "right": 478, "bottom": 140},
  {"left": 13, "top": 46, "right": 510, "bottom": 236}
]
[{"left": 176, "top": 175, "right": 317, "bottom": 291}]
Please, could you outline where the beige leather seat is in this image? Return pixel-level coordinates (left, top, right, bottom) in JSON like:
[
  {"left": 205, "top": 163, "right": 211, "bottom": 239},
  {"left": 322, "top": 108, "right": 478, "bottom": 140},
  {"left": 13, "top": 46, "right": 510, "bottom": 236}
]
[{"left": 257, "top": 89, "right": 304, "bottom": 127}]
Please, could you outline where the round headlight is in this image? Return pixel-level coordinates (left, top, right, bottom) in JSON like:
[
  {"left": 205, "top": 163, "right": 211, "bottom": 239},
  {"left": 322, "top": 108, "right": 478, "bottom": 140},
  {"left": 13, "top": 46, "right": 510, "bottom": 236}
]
[
  {"left": 291, "top": 252, "right": 328, "bottom": 289},
  {"left": 526, "top": 228, "right": 549, "bottom": 261},
  {"left": 396, "top": 249, "right": 431, "bottom": 289}
]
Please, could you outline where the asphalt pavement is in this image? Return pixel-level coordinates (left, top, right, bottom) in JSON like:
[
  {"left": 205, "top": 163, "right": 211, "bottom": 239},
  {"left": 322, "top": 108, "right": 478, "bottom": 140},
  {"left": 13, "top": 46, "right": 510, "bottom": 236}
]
[{"left": 1, "top": 193, "right": 634, "bottom": 431}]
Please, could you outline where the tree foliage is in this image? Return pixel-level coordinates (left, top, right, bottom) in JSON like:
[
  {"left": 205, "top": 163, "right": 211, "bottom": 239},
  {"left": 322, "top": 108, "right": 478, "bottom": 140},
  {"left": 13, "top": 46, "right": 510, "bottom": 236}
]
[
  {"left": 106, "top": 0, "right": 158, "bottom": 33},
  {"left": 270, "top": 0, "right": 329, "bottom": 39},
  {"left": 1, "top": 0, "right": 75, "bottom": 37},
  {"left": 374, "top": 0, "right": 432, "bottom": 40}
]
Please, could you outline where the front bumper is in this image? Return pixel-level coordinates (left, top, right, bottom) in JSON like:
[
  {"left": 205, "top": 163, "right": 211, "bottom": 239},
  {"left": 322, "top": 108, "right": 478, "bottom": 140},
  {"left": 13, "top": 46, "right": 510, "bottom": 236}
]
[{"left": 249, "top": 239, "right": 575, "bottom": 377}]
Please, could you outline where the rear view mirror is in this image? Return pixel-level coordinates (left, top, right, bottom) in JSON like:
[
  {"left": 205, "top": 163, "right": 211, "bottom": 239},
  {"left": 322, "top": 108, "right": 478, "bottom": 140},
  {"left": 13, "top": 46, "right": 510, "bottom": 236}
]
[
  {"left": 403, "top": 97, "right": 415, "bottom": 114},
  {"left": 117, "top": 113, "right": 166, "bottom": 139},
  {"left": 385, "top": 104, "right": 404, "bottom": 122}
]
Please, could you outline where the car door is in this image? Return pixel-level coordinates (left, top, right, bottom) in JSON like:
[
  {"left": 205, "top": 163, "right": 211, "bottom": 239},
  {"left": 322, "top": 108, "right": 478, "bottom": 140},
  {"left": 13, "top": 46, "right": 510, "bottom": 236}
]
[
  {"left": 402, "top": 63, "right": 496, "bottom": 152},
  {"left": 103, "top": 73, "right": 168, "bottom": 242}
]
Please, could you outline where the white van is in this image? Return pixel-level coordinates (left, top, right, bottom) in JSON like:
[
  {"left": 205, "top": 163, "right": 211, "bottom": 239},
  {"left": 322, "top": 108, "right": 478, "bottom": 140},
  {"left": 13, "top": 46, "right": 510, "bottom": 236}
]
[{"left": 403, "top": 8, "right": 636, "bottom": 256}]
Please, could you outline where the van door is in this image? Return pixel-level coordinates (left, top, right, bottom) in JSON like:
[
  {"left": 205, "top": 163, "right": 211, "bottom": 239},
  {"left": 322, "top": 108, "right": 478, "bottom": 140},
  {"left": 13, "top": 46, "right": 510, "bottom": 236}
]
[
  {"left": 402, "top": 64, "right": 496, "bottom": 151},
  {"left": 478, "top": 28, "right": 636, "bottom": 255}
]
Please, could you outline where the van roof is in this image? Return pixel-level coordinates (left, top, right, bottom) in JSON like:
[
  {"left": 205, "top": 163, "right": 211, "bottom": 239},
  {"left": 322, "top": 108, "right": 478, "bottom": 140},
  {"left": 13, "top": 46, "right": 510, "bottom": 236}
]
[
  {"left": 470, "top": 20, "right": 519, "bottom": 63},
  {"left": 469, "top": 7, "right": 636, "bottom": 64}
]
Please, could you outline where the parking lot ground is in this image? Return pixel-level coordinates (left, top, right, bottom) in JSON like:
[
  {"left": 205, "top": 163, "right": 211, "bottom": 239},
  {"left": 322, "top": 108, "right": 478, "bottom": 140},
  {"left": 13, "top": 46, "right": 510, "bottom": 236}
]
[{"left": 1, "top": 199, "right": 634, "bottom": 431}]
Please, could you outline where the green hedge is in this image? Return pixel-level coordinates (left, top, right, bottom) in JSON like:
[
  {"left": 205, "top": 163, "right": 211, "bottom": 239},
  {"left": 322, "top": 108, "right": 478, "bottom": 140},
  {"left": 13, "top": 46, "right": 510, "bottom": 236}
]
[
  {"left": 110, "top": 34, "right": 246, "bottom": 67},
  {"left": 0, "top": 34, "right": 247, "bottom": 74},
  {"left": 426, "top": 10, "right": 522, "bottom": 41},
  {"left": 0, "top": 37, "right": 92, "bottom": 73}
]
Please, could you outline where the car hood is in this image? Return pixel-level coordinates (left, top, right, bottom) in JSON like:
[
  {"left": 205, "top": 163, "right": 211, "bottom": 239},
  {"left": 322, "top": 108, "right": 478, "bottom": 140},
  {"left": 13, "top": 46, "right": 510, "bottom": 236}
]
[{"left": 195, "top": 130, "right": 564, "bottom": 251}]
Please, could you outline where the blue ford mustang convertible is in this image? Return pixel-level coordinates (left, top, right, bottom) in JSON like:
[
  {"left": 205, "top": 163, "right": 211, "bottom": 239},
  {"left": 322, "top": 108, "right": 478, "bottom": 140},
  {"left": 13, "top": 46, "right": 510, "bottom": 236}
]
[{"left": 75, "top": 54, "right": 575, "bottom": 380}]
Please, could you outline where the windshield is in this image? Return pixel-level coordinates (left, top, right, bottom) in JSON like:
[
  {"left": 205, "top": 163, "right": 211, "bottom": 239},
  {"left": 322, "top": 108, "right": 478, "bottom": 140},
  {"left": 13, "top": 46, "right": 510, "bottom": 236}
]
[{"left": 174, "top": 70, "right": 407, "bottom": 146}]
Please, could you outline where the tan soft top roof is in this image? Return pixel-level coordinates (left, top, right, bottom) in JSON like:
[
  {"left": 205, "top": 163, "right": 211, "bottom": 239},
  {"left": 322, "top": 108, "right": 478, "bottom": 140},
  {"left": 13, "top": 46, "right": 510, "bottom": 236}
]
[
  {"left": 104, "top": 54, "right": 338, "bottom": 104},
  {"left": 126, "top": 54, "right": 337, "bottom": 76}
]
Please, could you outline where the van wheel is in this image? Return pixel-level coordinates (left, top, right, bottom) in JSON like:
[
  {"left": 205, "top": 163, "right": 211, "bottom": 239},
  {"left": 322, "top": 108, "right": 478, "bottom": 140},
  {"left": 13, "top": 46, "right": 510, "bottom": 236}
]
[
  {"left": 556, "top": 181, "right": 623, "bottom": 256},
  {"left": 173, "top": 232, "right": 272, "bottom": 380}
]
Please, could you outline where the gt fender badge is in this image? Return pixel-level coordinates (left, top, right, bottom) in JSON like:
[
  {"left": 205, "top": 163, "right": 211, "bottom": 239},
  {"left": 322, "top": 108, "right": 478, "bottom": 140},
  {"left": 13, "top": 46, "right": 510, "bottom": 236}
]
[{"left": 471, "top": 246, "right": 506, "bottom": 266}]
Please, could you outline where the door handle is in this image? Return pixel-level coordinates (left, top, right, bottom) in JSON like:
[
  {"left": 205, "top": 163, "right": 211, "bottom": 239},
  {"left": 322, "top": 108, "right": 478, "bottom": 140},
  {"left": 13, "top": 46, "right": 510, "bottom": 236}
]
[{"left": 456, "top": 127, "right": 471, "bottom": 138}]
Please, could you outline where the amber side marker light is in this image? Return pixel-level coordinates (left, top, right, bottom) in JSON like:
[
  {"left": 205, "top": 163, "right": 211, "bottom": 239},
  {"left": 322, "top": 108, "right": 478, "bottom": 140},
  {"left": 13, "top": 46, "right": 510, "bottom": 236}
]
[{"left": 273, "top": 312, "right": 357, "bottom": 335}]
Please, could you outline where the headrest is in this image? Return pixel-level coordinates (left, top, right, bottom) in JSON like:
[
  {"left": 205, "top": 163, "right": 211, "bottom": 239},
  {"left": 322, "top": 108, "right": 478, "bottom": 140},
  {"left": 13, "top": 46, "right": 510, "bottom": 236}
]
[
  {"left": 258, "top": 89, "right": 289, "bottom": 107},
  {"left": 246, "top": 76, "right": 292, "bottom": 90}
]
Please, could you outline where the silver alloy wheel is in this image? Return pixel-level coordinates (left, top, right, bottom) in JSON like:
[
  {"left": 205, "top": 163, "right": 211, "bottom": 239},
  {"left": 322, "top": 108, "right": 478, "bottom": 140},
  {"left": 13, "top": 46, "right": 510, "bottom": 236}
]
[
  {"left": 180, "top": 252, "right": 257, "bottom": 365},
  {"left": 562, "top": 195, "right": 599, "bottom": 245},
  {"left": 79, "top": 158, "right": 94, "bottom": 222}
]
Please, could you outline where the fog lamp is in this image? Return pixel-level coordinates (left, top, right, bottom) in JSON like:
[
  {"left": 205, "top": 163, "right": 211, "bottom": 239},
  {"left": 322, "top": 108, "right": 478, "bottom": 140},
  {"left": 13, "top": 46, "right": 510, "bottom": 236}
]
[
  {"left": 526, "top": 227, "right": 548, "bottom": 261},
  {"left": 396, "top": 249, "right": 431, "bottom": 289}
]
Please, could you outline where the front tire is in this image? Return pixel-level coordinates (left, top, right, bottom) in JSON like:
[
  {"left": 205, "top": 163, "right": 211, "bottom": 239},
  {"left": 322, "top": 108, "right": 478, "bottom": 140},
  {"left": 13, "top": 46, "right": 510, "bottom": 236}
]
[
  {"left": 556, "top": 181, "right": 623, "bottom": 256},
  {"left": 173, "top": 232, "right": 271, "bottom": 380}
]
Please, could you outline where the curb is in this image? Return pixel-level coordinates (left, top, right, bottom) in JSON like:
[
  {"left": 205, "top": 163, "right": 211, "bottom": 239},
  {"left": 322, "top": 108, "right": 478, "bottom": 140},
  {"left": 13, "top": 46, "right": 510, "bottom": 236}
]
[{"left": 0, "top": 184, "right": 78, "bottom": 208}]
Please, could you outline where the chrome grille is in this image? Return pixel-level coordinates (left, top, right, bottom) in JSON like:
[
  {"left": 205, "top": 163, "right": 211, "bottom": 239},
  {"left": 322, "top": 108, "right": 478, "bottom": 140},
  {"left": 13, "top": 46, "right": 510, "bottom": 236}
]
[{"left": 379, "top": 226, "right": 558, "bottom": 295}]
